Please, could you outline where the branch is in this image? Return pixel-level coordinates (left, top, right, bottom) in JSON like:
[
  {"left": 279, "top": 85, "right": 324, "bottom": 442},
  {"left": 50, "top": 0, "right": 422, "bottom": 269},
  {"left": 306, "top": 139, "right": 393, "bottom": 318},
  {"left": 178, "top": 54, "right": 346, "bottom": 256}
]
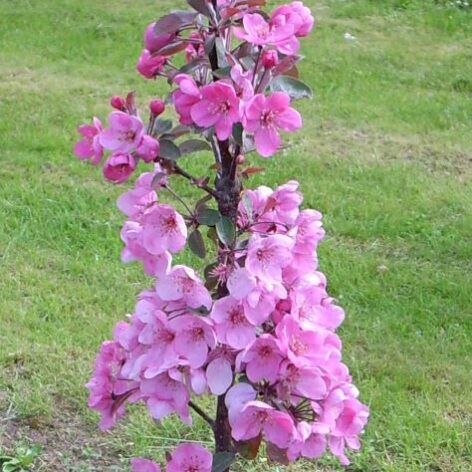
[
  {"left": 173, "top": 163, "right": 218, "bottom": 198},
  {"left": 189, "top": 400, "right": 215, "bottom": 429}
]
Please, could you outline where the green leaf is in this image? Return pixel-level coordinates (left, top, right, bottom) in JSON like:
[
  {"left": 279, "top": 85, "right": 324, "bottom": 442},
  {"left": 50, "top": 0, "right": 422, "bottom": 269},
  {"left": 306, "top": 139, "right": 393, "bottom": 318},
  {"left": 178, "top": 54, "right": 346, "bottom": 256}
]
[
  {"left": 211, "top": 452, "right": 236, "bottom": 472},
  {"left": 159, "top": 139, "right": 181, "bottom": 161},
  {"left": 216, "top": 216, "right": 235, "bottom": 246},
  {"left": 154, "top": 11, "right": 197, "bottom": 35},
  {"left": 197, "top": 208, "right": 220, "bottom": 226},
  {"left": 269, "top": 75, "right": 313, "bottom": 100},
  {"left": 179, "top": 139, "right": 210, "bottom": 155},
  {"left": 188, "top": 229, "right": 206, "bottom": 259}
]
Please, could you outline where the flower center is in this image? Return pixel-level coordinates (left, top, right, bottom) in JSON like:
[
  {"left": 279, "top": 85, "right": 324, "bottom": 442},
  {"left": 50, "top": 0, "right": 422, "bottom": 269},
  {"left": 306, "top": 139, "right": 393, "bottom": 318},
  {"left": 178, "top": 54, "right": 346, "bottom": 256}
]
[
  {"left": 229, "top": 307, "right": 245, "bottom": 325},
  {"left": 260, "top": 109, "right": 276, "bottom": 128},
  {"left": 218, "top": 100, "right": 231, "bottom": 114}
]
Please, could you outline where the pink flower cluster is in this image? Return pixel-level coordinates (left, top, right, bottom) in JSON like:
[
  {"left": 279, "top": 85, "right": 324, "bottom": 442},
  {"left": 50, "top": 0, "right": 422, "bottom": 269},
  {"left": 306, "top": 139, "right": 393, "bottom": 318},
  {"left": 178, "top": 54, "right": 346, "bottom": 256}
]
[
  {"left": 171, "top": 70, "right": 301, "bottom": 158},
  {"left": 74, "top": 100, "right": 164, "bottom": 184},
  {"left": 131, "top": 443, "right": 212, "bottom": 472},
  {"left": 86, "top": 178, "right": 369, "bottom": 466}
]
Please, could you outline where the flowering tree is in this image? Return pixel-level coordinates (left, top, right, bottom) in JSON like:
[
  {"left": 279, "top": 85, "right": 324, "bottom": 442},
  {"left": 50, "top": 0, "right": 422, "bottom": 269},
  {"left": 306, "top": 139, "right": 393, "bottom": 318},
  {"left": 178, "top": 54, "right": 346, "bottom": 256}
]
[{"left": 74, "top": 0, "right": 369, "bottom": 470}]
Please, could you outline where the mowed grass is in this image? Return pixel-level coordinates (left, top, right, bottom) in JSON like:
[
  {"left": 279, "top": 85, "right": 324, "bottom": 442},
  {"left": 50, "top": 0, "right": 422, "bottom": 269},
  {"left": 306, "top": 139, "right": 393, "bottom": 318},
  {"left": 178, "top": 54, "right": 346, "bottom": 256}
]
[{"left": 1, "top": 0, "right": 471, "bottom": 470}]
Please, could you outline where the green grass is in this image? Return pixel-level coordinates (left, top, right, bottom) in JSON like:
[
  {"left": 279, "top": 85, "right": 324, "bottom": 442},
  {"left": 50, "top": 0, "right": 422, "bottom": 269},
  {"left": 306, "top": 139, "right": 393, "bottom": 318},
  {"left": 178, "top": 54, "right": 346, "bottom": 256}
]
[{"left": 1, "top": 0, "right": 471, "bottom": 470}]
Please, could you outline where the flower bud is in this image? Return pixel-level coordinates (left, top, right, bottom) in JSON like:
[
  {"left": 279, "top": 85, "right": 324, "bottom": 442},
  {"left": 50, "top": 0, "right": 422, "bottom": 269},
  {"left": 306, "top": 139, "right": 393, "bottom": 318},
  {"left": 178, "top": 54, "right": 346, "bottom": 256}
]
[
  {"left": 150, "top": 99, "right": 165, "bottom": 117},
  {"left": 261, "top": 50, "right": 279, "bottom": 69},
  {"left": 236, "top": 154, "right": 245, "bottom": 165},
  {"left": 110, "top": 95, "right": 126, "bottom": 111}
]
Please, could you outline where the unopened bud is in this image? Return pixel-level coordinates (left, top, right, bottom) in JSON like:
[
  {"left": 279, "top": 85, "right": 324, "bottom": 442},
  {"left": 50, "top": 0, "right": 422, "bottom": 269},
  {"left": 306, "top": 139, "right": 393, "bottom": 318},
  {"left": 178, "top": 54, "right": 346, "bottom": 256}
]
[
  {"left": 110, "top": 95, "right": 126, "bottom": 110},
  {"left": 261, "top": 50, "right": 279, "bottom": 69},
  {"left": 150, "top": 99, "right": 166, "bottom": 116},
  {"left": 236, "top": 154, "right": 245, "bottom": 165}
]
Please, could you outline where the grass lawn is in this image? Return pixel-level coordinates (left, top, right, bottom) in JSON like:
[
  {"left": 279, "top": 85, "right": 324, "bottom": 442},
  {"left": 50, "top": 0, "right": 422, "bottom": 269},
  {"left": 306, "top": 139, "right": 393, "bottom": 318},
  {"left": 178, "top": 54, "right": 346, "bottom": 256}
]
[{"left": 1, "top": 0, "right": 471, "bottom": 470}]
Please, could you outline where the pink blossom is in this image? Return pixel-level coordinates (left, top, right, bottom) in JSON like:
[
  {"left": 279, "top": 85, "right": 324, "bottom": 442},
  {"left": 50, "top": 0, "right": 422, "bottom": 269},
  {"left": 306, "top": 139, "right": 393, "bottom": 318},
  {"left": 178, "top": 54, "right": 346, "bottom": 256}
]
[
  {"left": 271, "top": 180, "right": 303, "bottom": 223},
  {"left": 294, "top": 208, "right": 325, "bottom": 254},
  {"left": 261, "top": 50, "right": 279, "bottom": 69},
  {"left": 211, "top": 296, "right": 255, "bottom": 349},
  {"left": 140, "top": 373, "right": 191, "bottom": 424},
  {"left": 272, "top": 2, "right": 314, "bottom": 38},
  {"left": 144, "top": 22, "right": 175, "bottom": 53},
  {"left": 287, "top": 422, "right": 328, "bottom": 461},
  {"left": 169, "top": 314, "right": 216, "bottom": 368},
  {"left": 131, "top": 458, "right": 161, "bottom": 472},
  {"left": 156, "top": 265, "right": 212, "bottom": 310},
  {"left": 231, "top": 64, "right": 254, "bottom": 101},
  {"left": 245, "top": 234, "right": 294, "bottom": 285},
  {"left": 103, "top": 153, "right": 137, "bottom": 184},
  {"left": 142, "top": 204, "right": 187, "bottom": 255},
  {"left": 149, "top": 99, "right": 166, "bottom": 117},
  {"left": 191, "top": 82, "right": 240, "bottom": 140},
  {"left": 276, "top": 315, "right": 341, "bottom": 367},
  {"left": 136, "top": 135, "right": 160, "bottom": 162},
  {"left": 227, "top": 267, "right": 282, "bottom": 325},
  {"left": 235, "top": 13, "right": 294, "bottom": 51},
  {"left": 167, "top": 443, "right": 212, "bottom": 472},
  {"left": 242, "top": 335, "right": 284, "bottom": 383},
  {"left": 137, "top": 49, "right": 167, "bottom": 79},
  {"left": 116, "top": 172, "right": 158, "bottom": 219},
  {"left": 168, "top": 363, "right": 208, "bottom": 395},
  {"left": 137, "top": 311, "right": 179, "bottom": 379},
  {"left": 86, "top": 341, "right": 139, "bottom": 430},
  {"left": 185, "top": 32, "right": 205, "bottom": 62},
  {"left": 277, "top": 361, "right": 326, "bottom": 402},
  {"left": 244, "top": 92, "right": 302, "bottom": 157},
  {"left": 231, "top": 401, "right": 296, "bottom": 448},
  {"left": 100, "top": 111, "right": 144, "bottom": 153},
  {"left": 206, "top": 355, "right": 233, "bottom": 395},
  {"left": 120, "top": 221, "right": 172, "bottom": 277},
  {"left": 110, "top": 95, "right": 126, "bottom": 111},
  {"left": 172, "top": 74, "right": 201, "bottom": 125},
  {"left": 225, "top": 382, "right": 257, "bottom": 423},
  {"left": 74, "top": 117, "right": 103, "bottom": 165}
]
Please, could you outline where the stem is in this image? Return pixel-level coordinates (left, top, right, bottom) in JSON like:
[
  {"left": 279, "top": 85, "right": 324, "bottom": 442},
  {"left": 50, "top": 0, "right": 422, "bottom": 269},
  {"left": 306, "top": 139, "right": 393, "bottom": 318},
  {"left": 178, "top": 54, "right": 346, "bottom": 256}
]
[
  {"left": 173, "top": 163, "right": 218, "bottom": 197},
  {"left": 189, "top": 401, "right": 216, "bottom": 429},
  {"left": 209, "top": 2, "right": 242, "bottom": 466},
  {"left": 164, "top": 183, "right": 193, "bottom": 216}
]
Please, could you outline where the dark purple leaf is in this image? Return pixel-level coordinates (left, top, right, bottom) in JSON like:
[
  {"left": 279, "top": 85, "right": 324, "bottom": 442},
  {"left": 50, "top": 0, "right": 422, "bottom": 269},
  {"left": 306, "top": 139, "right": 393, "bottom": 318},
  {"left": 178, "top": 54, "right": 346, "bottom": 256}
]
[
  {"left": 197, "top": 208, "right": 220, "bottom": 226},
  {"left": 269, "top": 75, "right": 313, "bottom": 100},
  {"left": 154, "top": 119, "right": 173, "bottom": 135},
  {"left": 159, "top": 139, "right": 181, "bottom": 160},
  {"left": 187, "top": 0, "right": 211, "bottom": 17},
  {"left": 216, "top": 216, "right": 235, "bottom": 245},
  {"left": 235, "top": 435, "right": 262, "bottom": 459},
  {"left": 154, "top": 11, "right": 198, "bottom": 35},
  {"left": 179, "top": 139, "right": 210, "bottom": 155},
  {"left": 188, "top": 229, "right": 206, "bottom": 258},
  {"left": 267, "top": 443, "right": 290, "bottom": 465},
  {"left": 273, "top": 54, "right": 301, "bottom": 77},
  {"left": 211, "top": 452, "right": 236, "bottom": 472},
  {"left": 155, "top": 41, "right": 188, "bottom": 56}
]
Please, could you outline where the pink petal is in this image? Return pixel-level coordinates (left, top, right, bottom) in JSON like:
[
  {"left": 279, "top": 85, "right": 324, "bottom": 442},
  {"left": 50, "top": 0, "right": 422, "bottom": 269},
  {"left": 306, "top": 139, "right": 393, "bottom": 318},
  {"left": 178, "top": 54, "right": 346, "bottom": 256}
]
[{"left": 206, "top": 358, "right": 233, "bottom": 395}]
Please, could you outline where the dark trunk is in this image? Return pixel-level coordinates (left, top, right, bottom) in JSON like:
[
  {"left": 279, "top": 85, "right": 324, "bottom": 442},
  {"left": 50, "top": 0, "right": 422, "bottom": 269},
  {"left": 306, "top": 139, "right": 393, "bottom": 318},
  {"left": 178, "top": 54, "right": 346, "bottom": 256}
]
[{"left": 209, "top": 2, "right": 241, "bottom": 467}]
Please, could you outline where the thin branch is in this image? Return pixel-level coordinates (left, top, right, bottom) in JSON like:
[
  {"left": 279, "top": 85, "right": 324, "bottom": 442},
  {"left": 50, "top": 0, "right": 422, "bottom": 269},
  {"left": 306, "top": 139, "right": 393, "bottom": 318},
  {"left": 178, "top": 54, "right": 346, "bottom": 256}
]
[
  {"left": 189, "top": 400, "right": 215, "bottom": 429},
  {"left": 173, "top": 163, "right": 218, "bottom": 198},
  {"left": 164, "top": 183, "right": 194, "bottom": 215}
]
